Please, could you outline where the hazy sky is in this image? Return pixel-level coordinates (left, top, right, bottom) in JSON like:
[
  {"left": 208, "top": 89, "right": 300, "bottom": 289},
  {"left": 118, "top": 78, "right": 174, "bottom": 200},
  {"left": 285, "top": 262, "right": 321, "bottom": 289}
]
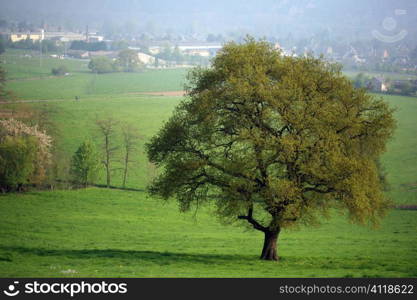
[{"left": 0, "top": 0, "right": 416, "bottom": 41}]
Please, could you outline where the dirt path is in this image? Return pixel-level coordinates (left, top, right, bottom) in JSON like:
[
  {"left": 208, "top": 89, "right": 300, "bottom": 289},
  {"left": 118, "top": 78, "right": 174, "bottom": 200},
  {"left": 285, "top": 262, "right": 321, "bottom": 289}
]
[
  {"left": 0, "top": 99, "right": 68, "bottom": 104},
  {"left": 0, "top": 91, "right": 186, "bottom": 105},
  {"left": 133, "top": 91, "right": 186, "bottom": 97},
  {"left": 6, "top": 75, "right": 61, "bottom": 82}
]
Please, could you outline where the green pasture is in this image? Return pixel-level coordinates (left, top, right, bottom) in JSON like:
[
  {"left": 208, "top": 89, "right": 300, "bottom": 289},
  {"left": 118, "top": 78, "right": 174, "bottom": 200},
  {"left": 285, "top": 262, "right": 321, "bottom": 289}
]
[
  {"left": 32, "top": 93, "right": 417, "bottom": 203},
  {"left": 49, "top": 96, "right": 182, "bottom": 189},
  {"left": 2, "top": 49, "right": 89, "bottom": 80},
  {"left": 343, "top": 70, "right": 417, "bottom": 81},
  {"left": 0, "top": 188, "right": 415, "bottom": 277},
  {"left": 3, "top": 49, "right": 187, "bottom": 100}
]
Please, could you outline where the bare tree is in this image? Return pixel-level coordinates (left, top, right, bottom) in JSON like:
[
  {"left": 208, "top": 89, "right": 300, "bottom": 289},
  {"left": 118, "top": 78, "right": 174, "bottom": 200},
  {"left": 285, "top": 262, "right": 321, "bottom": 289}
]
[
  {"left": 96, "top": 117, "right": 119, "bottom": 188},
  {"left": 121, "top": 123, "right": 140, "bottom": 188}
]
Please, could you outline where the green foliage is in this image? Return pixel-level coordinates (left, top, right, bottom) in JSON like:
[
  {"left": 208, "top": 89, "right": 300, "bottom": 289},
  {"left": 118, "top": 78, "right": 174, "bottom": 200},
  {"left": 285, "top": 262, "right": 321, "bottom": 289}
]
[
  {"left": 0, "top": 136, "right": 37, "bottom": 191},
  {"left": 353, "top": 73, "right": 370, "bottom": 89},
  {"left": 0, "top": 64, "right": 10, "bottom": 101},
  {"left": 156, "top": 45, "right": 210, "bottom": 66},
  {"left": 388, "top": 80, "right": 417, "bottom": 97},
  {"left": 0, "top": 38, "right": 5, "bottom": 55},
  {"left": 116, "top": 49, "right": 143, "bottom": 72},
  {"left": 88, "top": 56, "right": 116, "bottom": 74},
  {"left": 410, "top": 47, "right": 417, "bottom": 65},
  {"left": 70, "top": 141, "right": 100, "bottom": 187},
  {"left": 147, "top": 38, "right": 397, "bottom": 236},
  {"left": 9, "top": 39, "right": 59, "bottom": 53},
  {"left": 110, "top": 40, "right": 129, "bottom": 51},
  {"left": 51, "top": 65, "right": 69, "bottom": 76},
  {"left": 0, "top": 118, "right": 52, "bottom": 189},
  {"left": 70, "top": 41, "right": 107, "bottom": 51}
]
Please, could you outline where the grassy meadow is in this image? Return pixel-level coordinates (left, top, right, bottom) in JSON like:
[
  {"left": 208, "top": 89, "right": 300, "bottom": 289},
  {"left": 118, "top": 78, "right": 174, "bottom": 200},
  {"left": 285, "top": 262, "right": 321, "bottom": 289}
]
[
  {"left": 0, "top": 188, "right": 416, "bottom": 277},
  {"left": 2, "top": 49, "right": 187, "bottom": 100},
  {"left": 343, "top": 70, "right": 417, "bottom": 81},
  {"left": 0, "top": 51, "right": 416, "bottom": 277}
]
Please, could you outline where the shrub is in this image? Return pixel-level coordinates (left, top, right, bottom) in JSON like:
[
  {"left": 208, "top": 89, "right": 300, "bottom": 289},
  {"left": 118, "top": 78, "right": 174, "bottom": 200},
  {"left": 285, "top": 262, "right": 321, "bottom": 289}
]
[
  {"left": 0, "top": 136, "right": 37, "bottom": 191},
  {"left": 0, "top": 118, "right": 52, "bottom": 191},
  {"left": 51, "top": 65, "right": 69, "bottom": 76}
]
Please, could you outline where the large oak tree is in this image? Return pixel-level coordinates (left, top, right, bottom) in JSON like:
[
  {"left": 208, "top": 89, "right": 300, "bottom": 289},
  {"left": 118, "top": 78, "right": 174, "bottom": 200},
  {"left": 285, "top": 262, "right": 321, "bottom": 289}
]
[{"left": 146, "top": 38, "right": 396, "bottom": 261}]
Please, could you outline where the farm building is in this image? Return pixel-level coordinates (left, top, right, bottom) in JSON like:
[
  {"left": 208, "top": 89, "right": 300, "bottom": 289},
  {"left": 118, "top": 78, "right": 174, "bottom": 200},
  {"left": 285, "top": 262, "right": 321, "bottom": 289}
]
[{"left": 7, "top": 30, "right": 44, "bottom": 42}]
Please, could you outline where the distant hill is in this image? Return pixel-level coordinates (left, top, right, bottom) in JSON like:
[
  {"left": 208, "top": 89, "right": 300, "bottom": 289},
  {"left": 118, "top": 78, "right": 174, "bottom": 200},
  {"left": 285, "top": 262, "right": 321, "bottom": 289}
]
[{"left": 0, "top": 0, "right": 416, "bottom": 43}]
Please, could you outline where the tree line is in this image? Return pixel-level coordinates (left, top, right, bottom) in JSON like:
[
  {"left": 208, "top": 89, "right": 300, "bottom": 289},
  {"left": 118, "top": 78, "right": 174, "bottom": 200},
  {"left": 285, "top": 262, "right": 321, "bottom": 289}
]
[{"left": 353, "top": 73, "right": 417, "bottom": 97}]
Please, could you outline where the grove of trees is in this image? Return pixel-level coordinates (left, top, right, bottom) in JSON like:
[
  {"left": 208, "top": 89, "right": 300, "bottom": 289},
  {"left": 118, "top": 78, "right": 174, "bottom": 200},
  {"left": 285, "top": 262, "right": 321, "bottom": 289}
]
[
  {"left": 353, "top": 73, "right": 417, "bottom": 97},
  {"left": 70, "top": 41, "right": 107, "bottom": 52},
  {"left": 88, "top": 50, "right": 144, "bottom": 74},
  {"left": 146, "top": 38, "right": 396, "bottom": 260}
]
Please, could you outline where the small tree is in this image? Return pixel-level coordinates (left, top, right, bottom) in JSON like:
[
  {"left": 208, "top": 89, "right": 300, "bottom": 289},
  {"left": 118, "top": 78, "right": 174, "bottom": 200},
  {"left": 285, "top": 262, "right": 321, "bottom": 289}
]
[
  {"left": 88, "top": 56, "right": 116, "bottom": 74},
  {"left": 117, "top": 49, "right": 143, "bottom": 72},
  {"left": 70, "top": 141, "right": 99, "bottom": 187},
  {"left": 0, "top": 118, "right": 52, "bottom": 191},
  {"left": 96, "top": 117, "right": 119, "bottom": 188},
  {"left": 353, "top": 73, "right": 370, "bottom": 89},
  {"left": 121, "top": 123, "right": 140, "bottom": 188},
  {"left": 146, "top": 38, "right": 396, "bottom": 261},
  {"left": 0, "top": 136, "right": 37, "bottom": 192}
]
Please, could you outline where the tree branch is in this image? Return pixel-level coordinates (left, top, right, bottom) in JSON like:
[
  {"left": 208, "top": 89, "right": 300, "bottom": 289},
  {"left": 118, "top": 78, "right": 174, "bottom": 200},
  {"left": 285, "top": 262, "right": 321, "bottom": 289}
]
[{"left": 238, "top": 207, "right": 268, "bottom": 232}]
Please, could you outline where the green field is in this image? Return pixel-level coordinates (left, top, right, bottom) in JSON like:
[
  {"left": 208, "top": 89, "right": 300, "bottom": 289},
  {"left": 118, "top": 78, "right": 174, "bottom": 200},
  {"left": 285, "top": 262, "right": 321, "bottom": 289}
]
[
  {"left": 2, "top": 49, "right": 89, "bottom": 80},
  {"left": 3, "top": 49, "right": 187, "bottom": 100},
  {"left": 0, "top": 53, "right": 416, "bottom": 277},
  {"left": 42, "top": 94, "right": 417, "bottom": 201},
  {"left": 343, "top": 70, "right": 417, "bottom": 81},
  {"left": 0, "top": 188, "right": 416, "bottom": 277}
]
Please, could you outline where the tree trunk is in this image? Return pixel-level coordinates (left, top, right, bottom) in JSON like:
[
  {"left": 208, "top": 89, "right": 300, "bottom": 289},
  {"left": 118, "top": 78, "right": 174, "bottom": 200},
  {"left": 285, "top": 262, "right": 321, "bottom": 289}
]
[
  {"left": 122, "top": 151, "right": 128, "bottom": 188},
  {"left": 260, "top": 230, "right": 280, "bottom": 261},
  {"left": 237, "top": 208, "right": 281, "bottom": 261},
  {"left": 106, "top": 163, "right": 110, "bottom": 188},
  {"left": 105, "top": 135, "right": 110, "bottom": 188}
]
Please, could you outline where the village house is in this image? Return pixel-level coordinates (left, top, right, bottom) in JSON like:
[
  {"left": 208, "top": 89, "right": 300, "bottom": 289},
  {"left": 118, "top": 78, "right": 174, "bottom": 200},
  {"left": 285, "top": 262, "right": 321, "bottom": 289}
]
[{"left": 137, "top": 52, "right": 167, "bottom": 67}]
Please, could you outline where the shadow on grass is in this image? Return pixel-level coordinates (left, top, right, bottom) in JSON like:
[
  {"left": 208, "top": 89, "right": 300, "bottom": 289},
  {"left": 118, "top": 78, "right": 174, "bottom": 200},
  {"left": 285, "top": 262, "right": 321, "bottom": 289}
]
[
  {"left": 0, "top": 246, "right": 258, "bottom": 265},
  {"left": 2, "top": 246, "right": 410, "bottom": 277}
]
